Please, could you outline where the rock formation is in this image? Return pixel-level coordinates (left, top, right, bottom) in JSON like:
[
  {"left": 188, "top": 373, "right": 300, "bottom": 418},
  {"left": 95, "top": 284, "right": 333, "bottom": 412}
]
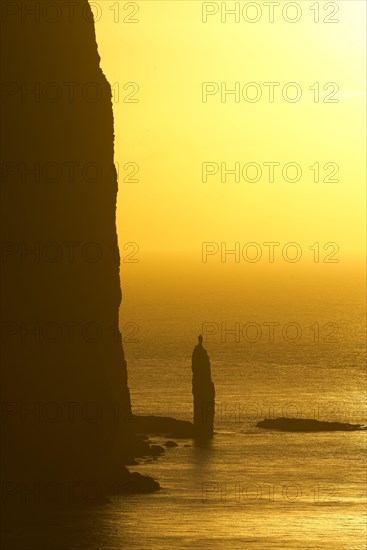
[
  {"left": 257, "top": 418, "right": 366, "bottom": 432},
  {"left": 132, "top": 415, "right": 194, "bottom": 438},
  {"left": 0, "top": 0, "right": 155, "bottom": 498},
  {"left": 191, "top": 335, "right": 215, "bottom": 438}
]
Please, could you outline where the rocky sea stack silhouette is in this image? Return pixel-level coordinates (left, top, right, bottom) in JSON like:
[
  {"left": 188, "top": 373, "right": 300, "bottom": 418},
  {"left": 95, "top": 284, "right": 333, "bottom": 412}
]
[{"left": 192, "top": 335, "right": 215, "bottom": 439}]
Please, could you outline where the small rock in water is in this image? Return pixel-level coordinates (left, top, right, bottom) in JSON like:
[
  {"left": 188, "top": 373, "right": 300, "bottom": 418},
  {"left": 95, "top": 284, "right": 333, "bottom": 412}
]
[
  {"left": 164, "top": 440, "right": 178, "bottom": 447},
  {"left": 149, "top": 444, "right": 165, "bottom": 456}
]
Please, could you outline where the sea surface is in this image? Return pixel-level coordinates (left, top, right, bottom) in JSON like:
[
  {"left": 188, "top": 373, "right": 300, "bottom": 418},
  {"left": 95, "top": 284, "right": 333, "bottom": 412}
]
[
  {"left": 6, "top": 264, "right": 366, "bottom": 549},
  {"left": 112, "top": 262, "right": 367, "bottom": 550}
]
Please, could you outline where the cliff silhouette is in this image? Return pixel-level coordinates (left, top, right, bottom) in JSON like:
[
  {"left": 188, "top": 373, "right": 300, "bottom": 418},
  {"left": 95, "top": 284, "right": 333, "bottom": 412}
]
[{"left": 0, "top": 0, "right": 156, "bottom": 497}]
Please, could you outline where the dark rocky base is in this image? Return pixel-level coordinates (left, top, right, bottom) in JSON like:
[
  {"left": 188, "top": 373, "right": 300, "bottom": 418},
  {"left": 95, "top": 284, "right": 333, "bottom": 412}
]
[
  {"left": 119, "top": 415, "right": 198, "bottom": 494},
  {"left": 1, "top": 469, "right": 159, "bottom": 550},
  {"left": 131, "top": 415, "right": 194, "bottom": 438},
  {"left": 118, "top": 469, "right": 160, "bottom": 494},
  {"left": 257, "top": 417, "right": 366, "bottom": 432}
]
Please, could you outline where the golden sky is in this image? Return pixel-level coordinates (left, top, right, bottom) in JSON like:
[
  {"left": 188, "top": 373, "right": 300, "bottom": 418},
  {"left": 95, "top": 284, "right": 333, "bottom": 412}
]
[{"left": 94, "top": 0, "right": 366, "bottom": 262}]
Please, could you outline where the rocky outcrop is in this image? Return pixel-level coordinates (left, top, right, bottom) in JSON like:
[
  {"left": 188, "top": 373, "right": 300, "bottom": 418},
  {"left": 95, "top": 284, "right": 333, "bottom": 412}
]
[
  {"left": 257, "top": 418, "right": 366, "bottom": 432},
  {"left": 132, "top": 415, "right": 194, "bottom": 438},
  {"left": 0, "top": 0, "right": 149, "bottom": 494},
  {"left": 192, "top": 335, "right": 215, "bottom": 438}
]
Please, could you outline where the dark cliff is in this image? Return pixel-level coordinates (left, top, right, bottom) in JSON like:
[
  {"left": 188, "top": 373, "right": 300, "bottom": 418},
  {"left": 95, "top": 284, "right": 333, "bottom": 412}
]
[{"left": 0, "top": 0, "right": 134, "bottom": 490}]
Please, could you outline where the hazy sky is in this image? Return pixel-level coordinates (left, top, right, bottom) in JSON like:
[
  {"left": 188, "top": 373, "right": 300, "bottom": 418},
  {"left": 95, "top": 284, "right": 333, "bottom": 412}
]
[{"left": 94, "top": 0, "right": 365, "bottom": 262}]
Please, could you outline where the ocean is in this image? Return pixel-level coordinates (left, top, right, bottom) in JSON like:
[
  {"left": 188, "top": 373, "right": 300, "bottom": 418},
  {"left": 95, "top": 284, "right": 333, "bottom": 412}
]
[
  {"left": 7, "top": 262, "right": 365, "bottom": 549},
  {"left": 113, "top": 259, "right": 367, "bottom": 549}
]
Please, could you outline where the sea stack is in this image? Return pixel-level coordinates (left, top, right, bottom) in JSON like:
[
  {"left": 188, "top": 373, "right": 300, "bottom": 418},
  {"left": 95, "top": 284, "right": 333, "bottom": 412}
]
[{"left": 192, "top": 335, "right": 215, "bottom": 438}]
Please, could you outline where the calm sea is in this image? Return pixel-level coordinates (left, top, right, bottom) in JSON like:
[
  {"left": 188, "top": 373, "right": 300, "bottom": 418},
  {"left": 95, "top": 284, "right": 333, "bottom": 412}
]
[
  {"left": 112, "top": 261, "right": 366, "bottom": 549},
  {"left": 6, "top": 263, "right": 366, "bottom": 549}
]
